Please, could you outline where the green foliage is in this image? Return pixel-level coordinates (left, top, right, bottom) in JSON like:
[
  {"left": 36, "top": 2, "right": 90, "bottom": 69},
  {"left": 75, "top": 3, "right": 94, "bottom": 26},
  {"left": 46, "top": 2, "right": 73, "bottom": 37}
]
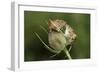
[{"left": 24, "top": 11, "right": 90, "bottom": 61}]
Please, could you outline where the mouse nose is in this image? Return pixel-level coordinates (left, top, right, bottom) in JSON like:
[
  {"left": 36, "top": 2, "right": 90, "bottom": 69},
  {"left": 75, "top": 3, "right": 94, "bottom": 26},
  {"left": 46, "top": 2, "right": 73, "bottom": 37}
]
[
  {"left": 72, "top": 37, "right": 75, "bottom": 40},
  {"left": 72, "top": 34, "right": 77, "bottom": 40}
]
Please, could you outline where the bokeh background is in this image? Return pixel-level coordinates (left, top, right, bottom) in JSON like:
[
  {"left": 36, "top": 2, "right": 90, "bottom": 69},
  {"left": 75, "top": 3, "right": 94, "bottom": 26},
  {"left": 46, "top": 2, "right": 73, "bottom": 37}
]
[{"left": 24, "top": 11, "right": 90, "bottom": 61}]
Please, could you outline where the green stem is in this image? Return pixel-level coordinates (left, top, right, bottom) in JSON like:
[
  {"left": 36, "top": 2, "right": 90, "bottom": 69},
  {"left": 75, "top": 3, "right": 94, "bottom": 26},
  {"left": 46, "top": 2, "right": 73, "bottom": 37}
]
[
  {"left": 64, "top": 48, "right": 72, "bottom": 60},
  {"left": 68, "top": 45, "right": 72, "bottom": 52},
  {"left": 40, "top": 25, "right": 48, "bottom": 34}
]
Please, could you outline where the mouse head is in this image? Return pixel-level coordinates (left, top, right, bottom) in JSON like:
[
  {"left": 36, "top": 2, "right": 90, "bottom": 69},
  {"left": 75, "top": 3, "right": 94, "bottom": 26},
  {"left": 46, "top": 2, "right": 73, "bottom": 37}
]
[{"left": 48, "top": 19, "right": 66, "bottom": 32}]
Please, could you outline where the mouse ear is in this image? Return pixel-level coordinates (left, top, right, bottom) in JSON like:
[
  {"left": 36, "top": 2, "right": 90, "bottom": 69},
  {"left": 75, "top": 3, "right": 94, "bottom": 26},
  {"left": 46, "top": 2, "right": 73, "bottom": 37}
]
[
  {"left": 48, "top": 19, "right": 55, "bottom": 29},
  {"left": 48, "top": 19, "right": 53, "bottom": 30},
  {"left": 48, "top": 19, "right": 52, "bottom": 26},
  {"left": 49, "top": 19, "right": 58, "bottom": 28},
  {"left": 49, "top": 19, "right": 54, "bottom": 25}
]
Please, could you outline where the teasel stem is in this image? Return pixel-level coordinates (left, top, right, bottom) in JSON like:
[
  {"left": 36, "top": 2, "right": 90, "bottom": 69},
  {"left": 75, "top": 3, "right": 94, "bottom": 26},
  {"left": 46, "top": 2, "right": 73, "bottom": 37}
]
[
  {"left": 64, "top": 48, "right": 72, "bottom": 60},
  {"left": 68, "top": 45, "right": 72, "bottom": 52},
  {"left": 40, "top": 25, "right": 48, "bottom": 34}
]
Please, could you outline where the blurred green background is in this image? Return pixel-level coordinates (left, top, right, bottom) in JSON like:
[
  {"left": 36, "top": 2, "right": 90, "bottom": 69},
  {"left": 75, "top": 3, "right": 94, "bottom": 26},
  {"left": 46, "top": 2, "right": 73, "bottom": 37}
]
[{"left": 24, "top": 11, "right": 90, "bottom": 61}]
